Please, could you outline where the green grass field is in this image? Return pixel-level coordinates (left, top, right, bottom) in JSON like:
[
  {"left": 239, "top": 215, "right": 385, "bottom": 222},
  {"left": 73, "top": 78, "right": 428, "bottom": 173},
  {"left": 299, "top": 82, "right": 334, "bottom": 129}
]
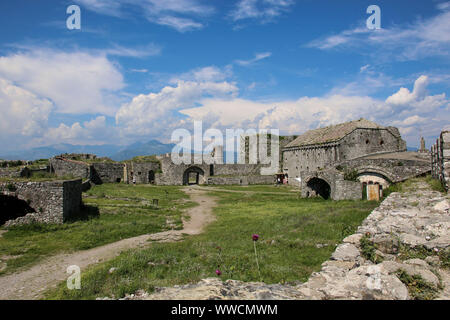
[
  {"left": 0, "top": 184, "right": 192, "bottom": 275},
  {"left": 46, "top": 187, "right": 379, "bottom": 299}
]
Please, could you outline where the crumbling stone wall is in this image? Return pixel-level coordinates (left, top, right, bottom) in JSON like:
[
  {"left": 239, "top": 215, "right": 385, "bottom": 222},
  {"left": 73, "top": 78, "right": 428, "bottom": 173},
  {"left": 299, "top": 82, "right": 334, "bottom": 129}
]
[
  {"left": 124, "top": 162, "right": 160, "bottom": 184},
  {"left": 49, "top": 157, "right": 90, "bottom": 179},
  {"left": 91, "top": 163, "right": 125, "bottom": 184},
  {"left": 431, "top": 131, "right": 450, "bottom": 192},
  {"left": 300, "top": 170, "right": 362, "bottom": 200},
  {"left": 0, "top": 179, "right": 82, "bottom": 226},
  {"left": 50, "top": 157, "right": 126, "bottom": 185}
]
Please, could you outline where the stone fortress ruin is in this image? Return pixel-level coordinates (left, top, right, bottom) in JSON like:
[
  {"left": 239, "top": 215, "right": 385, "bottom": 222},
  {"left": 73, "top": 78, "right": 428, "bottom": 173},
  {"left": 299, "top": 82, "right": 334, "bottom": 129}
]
[
  {"left": 282, "top": 119, "right": 433, "bottom": 200},
  {"left": 1, "top": 118, "right": 448, "bottom": 226}
]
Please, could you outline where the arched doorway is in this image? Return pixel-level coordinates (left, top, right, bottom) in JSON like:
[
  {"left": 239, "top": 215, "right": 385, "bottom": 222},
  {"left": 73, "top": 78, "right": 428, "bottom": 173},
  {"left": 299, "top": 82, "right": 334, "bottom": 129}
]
[
  {"left": 148, "top": 170, "right": 155, "bottom": 184},
  {"left": 183, "top": 166, "right": 205, "bottom": 185},
  {"left": 306, "top": 178, "right": 331, "bottom": 199},
  {"left": 0, "top": 195, "right": 35, "bottom": 225}
]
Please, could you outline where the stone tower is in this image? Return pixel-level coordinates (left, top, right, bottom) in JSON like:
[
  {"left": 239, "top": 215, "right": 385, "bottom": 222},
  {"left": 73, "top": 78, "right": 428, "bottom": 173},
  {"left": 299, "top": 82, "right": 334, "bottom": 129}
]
[{"left": 419, "top": 137, "right": 427, "bottom": 153}]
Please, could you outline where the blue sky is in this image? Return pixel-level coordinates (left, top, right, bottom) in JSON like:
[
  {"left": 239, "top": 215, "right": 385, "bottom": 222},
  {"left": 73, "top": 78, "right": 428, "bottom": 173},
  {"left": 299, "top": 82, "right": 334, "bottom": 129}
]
[{"left": 0, "top": 0, "right": 449, "bottom": 152}]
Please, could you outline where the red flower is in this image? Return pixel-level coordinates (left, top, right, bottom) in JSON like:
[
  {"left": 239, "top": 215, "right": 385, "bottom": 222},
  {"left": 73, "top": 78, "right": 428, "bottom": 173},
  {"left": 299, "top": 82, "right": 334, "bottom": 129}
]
[
  {"left": 215, "top": 269, "right": 222, "bottom": 276},
  {"left": 252, "top": 234, "right": 259, "bottom": 241}
]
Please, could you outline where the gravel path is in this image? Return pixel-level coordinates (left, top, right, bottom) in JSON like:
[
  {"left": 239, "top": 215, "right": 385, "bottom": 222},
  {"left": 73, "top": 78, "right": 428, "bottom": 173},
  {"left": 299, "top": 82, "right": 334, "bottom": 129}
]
[{"left": 0, "top": 187, "right": 217, "bottom": 300}]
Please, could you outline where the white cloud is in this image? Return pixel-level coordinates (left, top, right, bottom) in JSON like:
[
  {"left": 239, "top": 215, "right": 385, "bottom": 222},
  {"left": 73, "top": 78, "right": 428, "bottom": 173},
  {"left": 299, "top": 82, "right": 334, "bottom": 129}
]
[
  {"left": 130, "top": 69, "right": 149, "bottom": 73},
  {"left": 230, "top": 0, "right": 294, "bottom": 22},
  {"left": 307, "top": 3, "right": 450, "bottom": 60},
  {"left": 385, "top": 75, "right": 447, "bottom": 113},
  {"left": 37, "top": 116, "right": 115, "bottom": 145},
  {"left": 101, "top": 43, "right": 161, "bottom": 58},
  {"left": 170, "top": 66, "right": 233, "bottom": 83},
  {"left": 0, "top": 78, "right": 53, "bottom": 148},
  {"left": 115, "top": 80, "right": 238, "bottom": 138},
  {"left": 0, "top": 49, "right": 125, "bottom": 115},
  {"left": 177, "top": 75, "right": 449, "bottom": 147},
  {"left": 75, "top": 0, "right": 214, "bottom": 32},
  {"left": 155, "top": 16, "right": 203, "bottom": 32},
  {"left": 235, "top": 52, "right": 272, "bottom": 66}
]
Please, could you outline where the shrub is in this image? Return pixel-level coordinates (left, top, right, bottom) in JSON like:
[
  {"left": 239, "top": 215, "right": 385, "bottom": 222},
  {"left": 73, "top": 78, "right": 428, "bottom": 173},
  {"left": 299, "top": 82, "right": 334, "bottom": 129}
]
[
  {"left": 343, "top": 169, "right": 359, "bottom": 182},
  {"left": 360, "top": 235, "right": 383, "bottom": 263},
  {"left": 396, "top": 269, "right": 438, "bottom": 300}
]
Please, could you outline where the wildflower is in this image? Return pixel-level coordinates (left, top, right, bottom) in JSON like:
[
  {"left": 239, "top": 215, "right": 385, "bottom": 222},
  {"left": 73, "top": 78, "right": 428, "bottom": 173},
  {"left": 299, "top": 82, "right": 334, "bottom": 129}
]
[
  {"left": 215, "top": 269, "right": 222, "bottom": 276},
  {"left": 252, "top": 234, "right": 259, "bottom": 241}
]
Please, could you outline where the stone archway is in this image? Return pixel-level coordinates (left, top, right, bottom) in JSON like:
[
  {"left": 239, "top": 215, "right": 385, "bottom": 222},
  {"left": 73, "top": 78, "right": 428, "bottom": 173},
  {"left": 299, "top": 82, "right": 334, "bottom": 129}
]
[
  {"left": 306, "top": 177, "right": 331, "bottom": 199},
  {"left": 0, "top": 194, "right": 35, "bottom": 225},
  {"left": 183, "top": 166, "right": 205, "bottom": 185},
  {"left": 357, "top": 171, "right": 391, "bottom": 189}
]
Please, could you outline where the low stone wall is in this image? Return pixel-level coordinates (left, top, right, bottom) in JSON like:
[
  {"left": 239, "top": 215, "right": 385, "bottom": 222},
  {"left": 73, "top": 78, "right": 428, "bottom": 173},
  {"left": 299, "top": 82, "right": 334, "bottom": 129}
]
[
  {"left": 207, "top": 175, "right": 274, "bottom": 186},
  {"left": 206, "top": 177, "right": 243, "bottom": 185},
  {"left": 247, "top": 175, "right": 275, "bottom": 185},
  {"left": 0, "top": 167, "right": 30, "bottom": 178},
  {"left": 333, "top": 179, "right": 362, "bottom": 200},
  {"left": 0, "top": 179, "right": 82, "bottom": 227}
]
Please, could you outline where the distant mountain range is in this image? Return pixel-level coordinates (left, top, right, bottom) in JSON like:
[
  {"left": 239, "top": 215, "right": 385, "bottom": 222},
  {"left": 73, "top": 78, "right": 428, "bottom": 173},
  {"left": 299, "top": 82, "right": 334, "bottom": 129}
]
[
  {"left": 110, "top": 140, "right": 175, "bottom": 161},
  {"left": 0, "top": 140, "right": 175, "bottom": 161}
]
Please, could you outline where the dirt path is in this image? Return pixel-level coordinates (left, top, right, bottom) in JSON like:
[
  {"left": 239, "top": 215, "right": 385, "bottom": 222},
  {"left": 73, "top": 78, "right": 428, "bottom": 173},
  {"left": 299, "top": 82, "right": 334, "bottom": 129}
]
[{"left": 0, "top": 187, "right": 216, "bottom": 300}]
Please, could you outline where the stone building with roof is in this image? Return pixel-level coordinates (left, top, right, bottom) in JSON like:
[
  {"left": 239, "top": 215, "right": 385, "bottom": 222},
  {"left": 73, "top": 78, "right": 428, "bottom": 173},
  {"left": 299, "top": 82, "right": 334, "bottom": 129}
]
[{"left": 281, "top": 119, "right": 407, "bottom": 183}]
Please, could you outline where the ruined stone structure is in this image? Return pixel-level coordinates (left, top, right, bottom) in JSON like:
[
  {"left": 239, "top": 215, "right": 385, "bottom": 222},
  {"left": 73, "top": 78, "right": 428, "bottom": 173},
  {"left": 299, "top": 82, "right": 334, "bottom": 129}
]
[
  {"left": 300, "top": 170, "right": 362, "bottom": 200},
  {"left": 0, "top": 179, "right": 82, "bottom": 226},
  {"left": 153, "top": 153, "right": 273, "bottom": 186},
  {"left": 281, "top": 119, "right": 431, "bottom": 200},
  {"left": 431, "top": 131, "right": 450, "bottom": 192},
  {"left": 49, "top": 157, "right": 125, "bottom": 184},
  {"left": 44, "top": 121, "right": 435, "bottom": 195},
  {"left": 0, "top": 167, "right": 31, "bottom": 179},
  {"left": 282, "top": 119, "right": 406, "bottom": 179}
]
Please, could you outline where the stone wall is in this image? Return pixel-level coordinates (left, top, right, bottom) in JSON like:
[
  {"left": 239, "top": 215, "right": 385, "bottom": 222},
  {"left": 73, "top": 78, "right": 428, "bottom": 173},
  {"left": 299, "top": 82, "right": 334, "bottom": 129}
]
[
  {"left": 282, "top": 127, "right": 406, "bottom": 180},
  {"left": 333, "top": 179, "right": 362, "bottom": 200},
  {"left": 91, "top": 163, "right": 125, "bottom": 184},
  {"left": 206, "top": 175, "right": 275, "bottom": 186},
  {"left": 50, "top": 157, "right": 126, "bottom": 185},
  {"left": 124, "top": 162, "right": 160, "bottom": 184},
  {"left": 339, "top": 128, "right": 406, "bottom": 162},
  {"left": 213, "top": 164, "right": 262, "bottom": 176},
  {"left": 0, "top": 179, "right": 82, "bottom": 226},
  {"left": 0, "top": 167, "right": 30, "bottom": 178},
  {"left": 300, "top": 169, "right": 362, "bottom": 200},
  {"left": 431, "top": 130, "right": 450, "bottom": 192},
  {"left": 339, "top": 157, "right": 430, "bottom": 183},
  {"left": 49, "top": 158, "right": 90, "bottom": 179}
]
